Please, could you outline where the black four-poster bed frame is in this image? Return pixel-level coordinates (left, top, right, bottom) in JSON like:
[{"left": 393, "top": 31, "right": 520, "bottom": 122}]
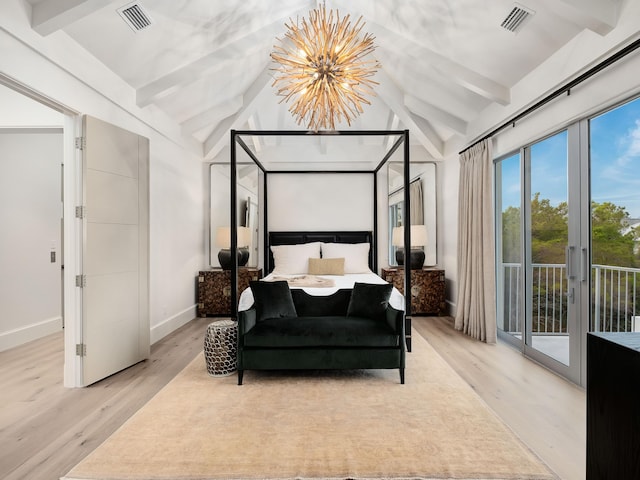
[{"left": 228, "top": 129, "right": 413, "bottom": 347}]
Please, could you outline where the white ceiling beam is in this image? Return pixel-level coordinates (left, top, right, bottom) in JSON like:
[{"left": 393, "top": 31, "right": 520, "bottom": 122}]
[
  {"left": 553, "top": 0, "right": 619, "bottom": 35},
  {"left": 375, "top": 69, "right": 443, "bottom": 159},
  {"left": 409, "top": 113, "right": 443, "bottom": 159},
  {"left": 371, "top": 23, "right": 510, "bottom": 106},
  {"left": 135, "top": 10, "right": 307, "bottom": 108},
  {"left": 404, "top": 95, "right": 467, "bottom": 136},
  {"left": 180, "top": 96, "right": 243, "bottom": 135},
  {"left": 203, "top": 68, "right": 272, "bottom": 159},
  {"left": 385, "top": 112, "right": 400, "bottom": 150},
  {"left": 31, "top": 0, "right": 110, "bottom": 36},
  {"left": 247, "top": 116, "right": 262, "bottom": 154}
]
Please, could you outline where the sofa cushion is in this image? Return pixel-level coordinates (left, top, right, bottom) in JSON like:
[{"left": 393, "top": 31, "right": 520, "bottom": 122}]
[
  {"left": 291, "top": 289, "right": 351, "bottom": 317},
  {"left": 250, "top": 280, "right": 297, "bottom": 322},
  {"left": 243, "top": 316, "right": 398, "bottom": 348},
  {"left": 347, "top": 282, "right": 393, "bottom": 322}
]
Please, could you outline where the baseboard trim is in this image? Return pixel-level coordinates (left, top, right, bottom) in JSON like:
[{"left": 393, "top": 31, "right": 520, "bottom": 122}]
[
  {"left": 150, "top": 305, "right": 197, "bottom": 345},
  {"left": 0, "top": 316, "right": 63, "bottom": 352}
]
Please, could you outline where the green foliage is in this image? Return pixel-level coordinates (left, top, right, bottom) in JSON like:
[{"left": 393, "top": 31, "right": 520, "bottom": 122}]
[
  {"left": 591, "top": 201, "right": 638, "bottom": 268},
  {"left": 530, "top": 193, "right": 567, "bottom": 264},
  {"left": 501, "top": 206, "right": 520, "bottom": 263},
  {"left": 501, "top": 194, "right": 639, "bottom": 268}
]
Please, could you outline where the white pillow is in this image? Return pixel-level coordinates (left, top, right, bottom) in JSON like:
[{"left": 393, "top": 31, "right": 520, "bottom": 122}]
[
  {"left": 270, "top": 242, "right": 321, "bottom": 274},
  {"left": 321, "top": 242, "right": 371, "bottom": 273}
]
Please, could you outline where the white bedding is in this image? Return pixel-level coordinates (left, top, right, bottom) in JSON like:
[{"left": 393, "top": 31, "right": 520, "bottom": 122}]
[{"left": 238, "top": 272, "right": 405, "bottom": 312}]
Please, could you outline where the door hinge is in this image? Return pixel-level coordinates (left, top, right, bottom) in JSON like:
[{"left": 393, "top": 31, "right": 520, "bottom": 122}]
[
  {"left": 75, "top": 206, "right": 86, "bottom": 219},
  {"left": 75, "top": 274, "right": 86, "bottom": 288},
  {"left": 75, "top": 136, "right": 86, "bottom": 150},
  {"left": 76, "top": 343, "right": 86, "bottom": 356}
]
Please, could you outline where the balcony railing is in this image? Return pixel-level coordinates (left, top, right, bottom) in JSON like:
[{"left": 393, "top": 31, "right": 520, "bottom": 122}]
[{"left": 500, "top": 263, "right": 640, "bottom": 335}]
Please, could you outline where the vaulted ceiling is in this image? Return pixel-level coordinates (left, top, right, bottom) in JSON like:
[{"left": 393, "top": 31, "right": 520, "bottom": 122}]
[{"left": 24, "top": 0, "right": 623, "bottom": 161}]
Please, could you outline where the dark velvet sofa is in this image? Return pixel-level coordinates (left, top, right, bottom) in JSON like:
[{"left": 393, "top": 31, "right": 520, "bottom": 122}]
[{"left": 237, "top": 281, "right": 406, "bottom": 385}]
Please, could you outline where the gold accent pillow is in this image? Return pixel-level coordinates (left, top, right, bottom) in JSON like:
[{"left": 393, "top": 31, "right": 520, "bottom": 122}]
[{"left": 308, "top": 257, "right": 345, "bottom": 275}]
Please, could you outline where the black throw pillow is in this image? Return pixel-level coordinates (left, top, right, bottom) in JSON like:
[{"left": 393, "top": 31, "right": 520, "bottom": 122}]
[
  {"left": 250, "top": 280, "right": 297, "bottom": 321},
  {"left": 347, "top": 282, "right": 393, "bottom": 322}
]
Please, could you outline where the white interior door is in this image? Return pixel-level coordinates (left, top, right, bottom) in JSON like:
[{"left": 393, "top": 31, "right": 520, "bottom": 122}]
[{"left": 81, "top": 115, "right": 149, "bottom": 386}]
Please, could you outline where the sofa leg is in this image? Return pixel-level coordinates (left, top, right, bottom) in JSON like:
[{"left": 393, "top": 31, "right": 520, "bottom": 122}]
[
  {"left": 237, "top": 370, "right": 244, "bottom": 385},
  {"left": 399, "top": 368, "right": 405, "bottom": 385}
]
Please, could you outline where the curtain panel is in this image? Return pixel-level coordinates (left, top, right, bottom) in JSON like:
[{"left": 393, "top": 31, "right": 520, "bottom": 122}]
[
  {"left": 409, "top": 179, "right": 424, "bottom": 225},
  {"left": 455, "top": 139, "right": 497, "bottom": 343}
]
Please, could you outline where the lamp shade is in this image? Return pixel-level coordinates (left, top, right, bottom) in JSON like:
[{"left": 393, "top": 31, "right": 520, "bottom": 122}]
[
  {"left": 215, "top": 226, "right": 231, "bottom": 248},
  {"left": 216, "top": 226, "right": 251, "bottom": 248},
  {"left": 392, "top": 225, "right": 428, "bottom": 247}
]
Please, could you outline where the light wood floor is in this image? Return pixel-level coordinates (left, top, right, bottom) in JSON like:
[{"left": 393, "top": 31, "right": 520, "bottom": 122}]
[{"left": 0, "top": 316, "right": 585, "bottom": 480}]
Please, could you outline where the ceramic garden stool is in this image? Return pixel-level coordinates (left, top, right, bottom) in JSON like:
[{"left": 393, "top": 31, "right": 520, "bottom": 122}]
[{"left": 203, "top": 319, "right": 238, "bottom": 377}]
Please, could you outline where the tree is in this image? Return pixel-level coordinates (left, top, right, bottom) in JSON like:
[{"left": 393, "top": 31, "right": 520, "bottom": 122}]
[
  {"left": 591, "top": 201, "right": 638, "bottom": 268},
  {"left": 501, "top": 206, "right": 521, "bottom": 263},
  {"left": 530, "top": 193, "right": 567, "bottom": 264}
]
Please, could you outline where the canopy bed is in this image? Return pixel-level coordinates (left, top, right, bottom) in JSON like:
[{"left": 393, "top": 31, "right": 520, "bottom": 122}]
[{"left": 223, "top": 129, "right": 416, "bottom": 356}]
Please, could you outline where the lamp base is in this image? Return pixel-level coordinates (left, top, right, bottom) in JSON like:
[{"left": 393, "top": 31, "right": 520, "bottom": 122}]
[
  {"left": 218, "top": 248, "right": 249, "bottom": 270},
  {"left": 395, "top": 248, "right": 425, "bottom": 270}
]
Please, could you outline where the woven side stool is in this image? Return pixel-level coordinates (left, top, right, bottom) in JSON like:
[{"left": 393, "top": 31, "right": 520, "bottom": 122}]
[{"left": 203, "top": 319, "right": 238, "bottom": 377}]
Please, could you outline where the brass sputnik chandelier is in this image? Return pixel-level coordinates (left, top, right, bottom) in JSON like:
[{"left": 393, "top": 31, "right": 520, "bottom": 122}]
[{"left": 270, "top": 3, "right": 381, "bottom": 131}]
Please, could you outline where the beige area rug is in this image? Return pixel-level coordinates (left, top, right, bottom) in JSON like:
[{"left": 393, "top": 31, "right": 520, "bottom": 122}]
[{"left": 63, "top": 332, "right": 556, "bottom": 480}]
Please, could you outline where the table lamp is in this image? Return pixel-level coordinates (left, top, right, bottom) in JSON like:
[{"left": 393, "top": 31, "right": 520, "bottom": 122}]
[
  {"left": 216, "top": 226, "right": 251, "bottom": 270},
  {"left": 392, "top": 225, "right": 428, "bottom": 270}
]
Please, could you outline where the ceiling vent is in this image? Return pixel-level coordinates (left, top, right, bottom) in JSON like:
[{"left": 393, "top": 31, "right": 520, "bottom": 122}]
[
  {"left": 500, "top": 3, "right": 535, "bottom": 33},
  {"left": 117, "top": 2, "right": 154, "bottom": 32}
]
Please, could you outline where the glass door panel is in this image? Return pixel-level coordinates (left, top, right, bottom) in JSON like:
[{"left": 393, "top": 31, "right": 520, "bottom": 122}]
[
  {"left": 528, "top": 131, "right": 571, "bottom": 366},
  {"left": 589, "top": 98, "right": 640, "bottom": 335},
  {"left": 496, "top": 153, "right": 523, "bottom": 342}
]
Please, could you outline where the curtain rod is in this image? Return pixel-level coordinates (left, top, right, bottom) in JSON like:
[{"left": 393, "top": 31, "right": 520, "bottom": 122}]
[{"left": 459, "top": 36, "right": 640, "bottom": 156}]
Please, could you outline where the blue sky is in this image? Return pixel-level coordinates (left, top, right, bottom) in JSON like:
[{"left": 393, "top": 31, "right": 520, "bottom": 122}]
[{"left": 500, "top": 96, "right": 640, "bottom": 219}]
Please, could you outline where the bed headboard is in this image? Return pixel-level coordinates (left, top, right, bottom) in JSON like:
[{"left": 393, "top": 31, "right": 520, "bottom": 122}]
[{"left": 267, "top": 231, "right": 374, "bottom": 274}]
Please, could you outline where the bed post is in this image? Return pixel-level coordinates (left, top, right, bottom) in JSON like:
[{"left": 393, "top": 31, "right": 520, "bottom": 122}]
[
  {"left": 230, "top": 130, "right": 238, "bottom": 321},
  {"left": 403, "top": 129, "right": 412, "bottom": 352}
]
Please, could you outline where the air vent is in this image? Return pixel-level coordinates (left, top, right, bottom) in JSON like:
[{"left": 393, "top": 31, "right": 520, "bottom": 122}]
[
  {"left": 117, "top": 2, "right": 154, "bottom": 32},
  {"left": 500, "top": 3, "right": 535, "bottom": 33}
]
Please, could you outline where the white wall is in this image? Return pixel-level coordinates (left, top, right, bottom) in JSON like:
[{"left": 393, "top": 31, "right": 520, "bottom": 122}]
[
  {"left": 1, "top": 3, "right": 205, "bottom": 348},
  {"left": 268, "top": 173, "right": 374, "bottom": 231},
  {"left": 0, "top": 128, "right": 63, "bottom": 351}
]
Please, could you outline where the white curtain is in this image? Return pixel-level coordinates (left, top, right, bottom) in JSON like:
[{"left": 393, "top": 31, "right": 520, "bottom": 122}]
[
  {"left": 409, "top": 179, "right": 424, "bottom": 225},
  {"left": 455, "top": 139, "right": 496, "bottom": 343}
]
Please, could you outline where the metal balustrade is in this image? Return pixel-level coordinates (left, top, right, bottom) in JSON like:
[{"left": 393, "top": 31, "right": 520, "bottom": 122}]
[{"left": 500, "top": 263, "right": 640, "bottom": 335}]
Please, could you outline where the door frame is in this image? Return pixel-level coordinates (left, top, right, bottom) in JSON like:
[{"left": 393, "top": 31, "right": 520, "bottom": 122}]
[{"left": 63, "top": 113, "right": 83, "bottom": 387}]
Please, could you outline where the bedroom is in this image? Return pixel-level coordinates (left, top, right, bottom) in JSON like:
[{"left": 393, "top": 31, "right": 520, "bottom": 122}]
[{"left": 1, "top": 0, "right": 639, "bottom": 478}]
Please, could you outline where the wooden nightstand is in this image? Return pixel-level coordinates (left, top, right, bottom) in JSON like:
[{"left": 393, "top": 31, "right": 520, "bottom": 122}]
[
  {"left": 382, "top": 267, "right": 446, "bottom": 315},
  {"left": 197, "top": 267, "right": 262, "bottom": 316}
]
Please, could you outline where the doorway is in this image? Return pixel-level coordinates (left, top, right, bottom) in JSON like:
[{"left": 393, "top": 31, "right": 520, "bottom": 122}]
[
  {"left": 0, "top": 83, "right": 65, "bottom": 352},
  {"left": 496, "top": 129, "right": 582, "bottom": 384}
]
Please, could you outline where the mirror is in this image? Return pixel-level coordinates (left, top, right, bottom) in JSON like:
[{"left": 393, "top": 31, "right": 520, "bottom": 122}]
[
  {"left": 209, "top": 163, "right": 261, "bottom": 269},
  {"left": 387, "top": 162, "right": 437, "bottom": 267}
]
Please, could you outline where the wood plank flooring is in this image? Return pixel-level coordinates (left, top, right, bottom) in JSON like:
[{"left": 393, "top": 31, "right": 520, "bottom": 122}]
[
  {"left": 0, "top": 316, "right": 585, "bottom": 480},
  {"left": 0, "top": 316, "right": 212, "bottom": 480},
  {"left": 413, "top": 316, "right": 586, "bottom": 480}
]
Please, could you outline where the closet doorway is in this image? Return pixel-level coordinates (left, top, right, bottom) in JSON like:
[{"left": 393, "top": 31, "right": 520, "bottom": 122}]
[{"left": 0, "top": 83, "right": 65, "bottom": 353}]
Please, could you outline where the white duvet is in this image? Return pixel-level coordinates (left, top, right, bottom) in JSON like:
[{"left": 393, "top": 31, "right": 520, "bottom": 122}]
[{"left": 238, "top": 272, "right": 405, "bottom": 312}]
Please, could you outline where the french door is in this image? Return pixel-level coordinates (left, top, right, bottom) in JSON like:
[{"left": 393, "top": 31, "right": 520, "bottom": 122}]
[
  {"left": 496, "top": 95, "right": 640, "bottom": 385},
  {"left": 496, "top": 126, "right": 587, "bottom": 384}
]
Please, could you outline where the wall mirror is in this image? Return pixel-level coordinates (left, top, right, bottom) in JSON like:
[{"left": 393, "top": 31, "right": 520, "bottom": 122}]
[
  {"left": 209, "top": 163, "right": 261, "bottom": 269},
  {"left": 387, "top": 162, "right": 437, "bottom": 267}
]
